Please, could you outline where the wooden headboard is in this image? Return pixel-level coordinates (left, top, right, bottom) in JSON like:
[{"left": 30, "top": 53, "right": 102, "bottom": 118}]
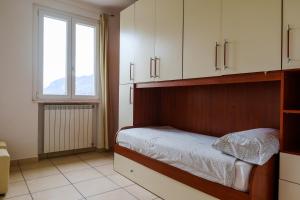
[{"left": 134, "top": 81, "right": 280, "bottom": 137}]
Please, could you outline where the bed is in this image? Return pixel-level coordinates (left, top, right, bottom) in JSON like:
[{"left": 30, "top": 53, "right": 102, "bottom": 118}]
[{"left": 114, "top": 126, "right": 278, "bottom": 200}]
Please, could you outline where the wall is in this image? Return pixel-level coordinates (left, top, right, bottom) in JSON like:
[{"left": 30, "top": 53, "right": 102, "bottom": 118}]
[
  {"left": 0, "top": 0, "right": 38, "bottom": 160},
  {"left": 0, "top": 0, "right": 102, "bottom": 160}
]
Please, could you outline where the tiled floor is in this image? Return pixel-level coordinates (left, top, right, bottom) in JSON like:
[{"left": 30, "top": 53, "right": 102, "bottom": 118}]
[{"left": 1, "top": 152, "right": 162, "bottom": 200}]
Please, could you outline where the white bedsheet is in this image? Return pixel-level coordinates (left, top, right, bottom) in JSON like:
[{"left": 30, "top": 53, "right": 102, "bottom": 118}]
[{"left": 116, "top": 126, "right": 253, "bottom": 192}]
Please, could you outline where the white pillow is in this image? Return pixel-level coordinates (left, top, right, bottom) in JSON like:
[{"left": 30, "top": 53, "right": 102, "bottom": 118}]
[{"left": 212, "top": 128, "right": 279, "bottom": 165}]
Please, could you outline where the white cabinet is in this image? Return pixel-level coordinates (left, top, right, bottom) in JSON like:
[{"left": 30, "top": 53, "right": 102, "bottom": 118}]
[
  {"left": 134, "top": 0, "right": 183, "bottom": 83},
  {"left": 222, "top": 0, "right": 281, "bottom": 75},
  {"left": 119, "top": 84, "right": 133, "bottom": 129},
  {"left": 283, "top": 0, "right": 300, "bottom": 69},
  {"left": 183, "top": 0, "right": 222, "bottom": 79},
  {"left": 134, "top": 0, "right": 156, "bottom": 83},
  {"left": 280, "top": 180, "right": 300, "bottom": 200},
  {"left": 120, "top": 4, "right": 135, "bottom": 84},
  {"left": 154, "top": 0, "right": 183, "bottom": 81},
  {"left": 279, "top": 153, "right": 300, "bottom": 200},
  {"left": 183, "top": 0, "right": 281, "bottom": 79}
]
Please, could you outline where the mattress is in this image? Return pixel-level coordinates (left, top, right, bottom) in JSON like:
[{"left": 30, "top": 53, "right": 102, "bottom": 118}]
[{"left": 116, "top": 126, "right": 253, "bottom": 192}]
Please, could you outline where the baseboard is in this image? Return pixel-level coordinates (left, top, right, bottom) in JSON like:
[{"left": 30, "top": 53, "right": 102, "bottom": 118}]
[{"left": 38, "top": 147, "right": 112, "bottom": 159}]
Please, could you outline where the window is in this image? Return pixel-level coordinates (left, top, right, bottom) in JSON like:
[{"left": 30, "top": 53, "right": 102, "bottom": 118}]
[{"left": 37, "top": 9, "right": 99, "bottom": 100}]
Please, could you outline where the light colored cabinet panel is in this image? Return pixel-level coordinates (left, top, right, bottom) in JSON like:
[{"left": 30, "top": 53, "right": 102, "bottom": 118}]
[
  {"left": 119, "top": 84, "right": 133, "bottom": 129},
  {"left": 120, "top": 4, "right": 135, "bottom": 84},
  {"left": 283, "top": 0, "right": 300, "bottom": 69},
  {"left": 155, "top": 0, "right": 183, "bottom": 81},
  {"left": 222, "top": 0, "right": 281, "bottom": 75},
  {"left": 114, "top": 153, "right": 218, "bottom": 200},
  {"left": 280, "top": 153, "right": 300, "bottom": 185},
  {"left": 134, "top": 0, "right": 155, "bottom": 83},
  {"left": 183, "top": 0, "right": 222, "bottom": 79},
  {"left": 279, "top": 180, "right": 300, "bottom": 200}
]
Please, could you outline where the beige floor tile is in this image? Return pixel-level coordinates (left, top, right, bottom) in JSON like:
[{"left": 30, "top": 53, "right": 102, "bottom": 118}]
[
  {"left": 84, "top": 156, "right": 113, "bottom": 167},
  {"left": 63, "top": 168, "right": 103, "bottom": 183},
  {"left": 108, "top": 174, "right": 134, "bottom": 187},
  {"left": 125, "top": 185, "right": 157, "bottom": 200},
  {"left": 86, "top": 189, "right": 137, "bottom": 200},
  {"left": 55, "top": 161, "right": 91, "bottom": 173},
  {"left": 1, "top": 194, "right": 32, "bottom": 200},
  {"left": 74, "top": 177, "right": 119, "bottom": 198},
  {"left": 50, "top": 156, "right": 80, "bottom": 165},
  {"left": 77, "top": 152, "right": 104, "bottom": 160},
  {"left": 22, "top": 166, "right": 60, "bottom": 181},
  {"left": 31, "top": 185, "right": 83, "bottom": 200},
  {"left": 10, "top": 166, "right": 20, "bottom": 172},
  {"left": 26, "top": 174, "right": 70, "bottom": 193},
  {"left": 4, "top": 181, "right": 29, "bottom": 199},
  {"left": 9, "top": 170, "right": 24, "bottom": 183},
  {"left": 94, "top": 164, "right": 117, "bottom": 176},
  {"left": 19, "top": 160, "right": 53, "bottom": 171}
]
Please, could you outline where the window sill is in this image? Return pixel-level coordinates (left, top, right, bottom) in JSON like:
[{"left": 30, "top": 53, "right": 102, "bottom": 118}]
[{"left": 33, "top": 99, "right": 101, "bottom": 104}]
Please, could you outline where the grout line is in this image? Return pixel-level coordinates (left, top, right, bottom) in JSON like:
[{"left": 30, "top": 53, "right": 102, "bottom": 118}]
[
  {"left": 17, "top": 161, "right": 34, "bottom": 200},
  {"left": 48, "top": 159, "right": 87, "bottom": 200}
]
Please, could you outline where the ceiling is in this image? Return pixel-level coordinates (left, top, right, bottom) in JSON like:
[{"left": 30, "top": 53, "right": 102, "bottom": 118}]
[{"left": 74, "top": 0, "right": 136, "bottom": 12}]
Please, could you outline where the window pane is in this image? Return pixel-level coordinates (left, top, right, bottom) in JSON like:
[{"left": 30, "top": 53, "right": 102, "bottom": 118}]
[
  {"left": 75, "top": 24, "right": 96, "bottom": 96},
  {"left": 43, "top": 16, "right": 67, "bottom": 95}
]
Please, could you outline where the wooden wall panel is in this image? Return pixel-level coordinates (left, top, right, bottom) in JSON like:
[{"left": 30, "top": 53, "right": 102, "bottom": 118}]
[
  {"left": 107, "top": 14, "right": 120, "bottom": 149},
  {"left": 154, "top": 82, "right": 281, "bottom": 137},
  {"left": 133, "top": 88, "right": 161, "bottom": 127},
  {"left": 132, "top": 81, "right": 280, "bottom": 138}
]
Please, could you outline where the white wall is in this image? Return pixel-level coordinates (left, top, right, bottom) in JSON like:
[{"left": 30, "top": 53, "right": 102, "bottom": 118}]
[
  {"left": 0, "top": 0, "right": 38, "bottom": 160},
  {"left": 0, "top": 0, "right": 102, "bottom": 160}
]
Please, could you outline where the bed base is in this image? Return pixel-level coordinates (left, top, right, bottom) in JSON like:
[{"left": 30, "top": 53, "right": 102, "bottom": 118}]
[{"left": 114, "top": 144, "right": 278, "bottom": 200}]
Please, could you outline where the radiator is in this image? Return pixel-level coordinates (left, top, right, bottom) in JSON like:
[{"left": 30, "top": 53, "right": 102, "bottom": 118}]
[{"left": 44, "top": 105, "right": 94, "bottom": 153}]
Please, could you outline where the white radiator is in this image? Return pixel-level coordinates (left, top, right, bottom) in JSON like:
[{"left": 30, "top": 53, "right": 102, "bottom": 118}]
[{"left": 44, "top": 105, "right": 94, "bottom": 153}]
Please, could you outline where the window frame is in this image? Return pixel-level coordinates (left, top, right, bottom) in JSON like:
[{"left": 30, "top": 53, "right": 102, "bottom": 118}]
[{"left": 35, "top": 7, "right": 100, "bottom": 102}]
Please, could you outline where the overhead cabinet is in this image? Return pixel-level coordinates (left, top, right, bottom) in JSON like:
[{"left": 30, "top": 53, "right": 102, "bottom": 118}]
[
  {"left": 119, "top": 4, "right": 135, "bottom": 84},
  {"left": 134, "top": 0, "right": 183, "bottom": 83},
  {"left": 183, "top": 0, "right": 282, "bottom": 79},
  {"left": 283, "top": 0, "right": 300, "bottom": 69}
]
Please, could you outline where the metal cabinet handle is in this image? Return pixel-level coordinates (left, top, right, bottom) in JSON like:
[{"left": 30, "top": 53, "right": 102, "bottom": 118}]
[
  {"left": 215, "top": 42, "right": 220, "bottom": 71},
  {"left": 129, "top": 63, "right": 134, "bottom": 81},
  {"left": 287, "top": 25, "right": 292, "bottom": 63},
  {"left": 129, "top": 86, "right": 133, "bottom": 104},
  {"left": 155, "top": 57, "right": 160, "bottom": 78},
  {"left": 224, "top": 40, "right": 229, "bottom": 69},
  {"left": 150, "top": 58, "right": 155, "bottom": 78}
]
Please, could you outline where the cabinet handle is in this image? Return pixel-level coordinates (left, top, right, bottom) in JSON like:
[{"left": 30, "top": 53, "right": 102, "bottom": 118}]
[
  {"left": 155, "top": 57, "right": 160, "bottom": 78},
  {"left": 287, "top": 25, "right": 292, "bottom": 63},
  {"left": 129, "top": 63, "right": 134, "bottom": 81},
  {"left": 129, "top": 86, "right": 133, "bottom": 104},
  {"left": 150, "top": 58, "right": 155, "bottom": 78},
  {"left": 215, "top": 42, "right": 220, "bottom": 71},
  {"left": 224, "top": 40, "right": 229, "bottom": 69}
]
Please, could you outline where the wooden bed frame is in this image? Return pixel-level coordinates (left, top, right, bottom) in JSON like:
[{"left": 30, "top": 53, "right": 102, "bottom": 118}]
[
  {"left": 115, "top": 71, "right": 282, "bottom": 200},
  {"left": 115, "top": 143, "right": 278, "bottom": 200}
]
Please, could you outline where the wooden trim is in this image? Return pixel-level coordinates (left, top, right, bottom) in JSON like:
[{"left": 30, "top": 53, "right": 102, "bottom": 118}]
[
  {"left": 136, "top": 71, "right": 282, "bottom": 88},
  {"left": 115, "top": 144, "right": 277, "bottom": 200}
]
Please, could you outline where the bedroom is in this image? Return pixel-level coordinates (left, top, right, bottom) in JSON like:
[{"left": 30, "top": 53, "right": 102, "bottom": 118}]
[{"left": 0, "top": 0, "right": 299, "bottom": 199}]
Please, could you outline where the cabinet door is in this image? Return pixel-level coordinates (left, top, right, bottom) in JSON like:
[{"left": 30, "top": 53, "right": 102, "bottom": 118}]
[
  {"left": 222, "top": 0, "right": 281, "bottom": 75},
  {"left": 119, "top": 84, "right": 133, "bottom": 129},
  {"left": 283, "top": 0, "right": 300, "bottom": 69},
  {"left": 279, "top": 180, "right": 300, "bottom": 200},
  {"left": 154, "top": 0, "right": 183, "bottom": 81},
  {"left": 134, "top": 0, "right": 155, "bottom": 83},
  {"left": 120, "top": 5, "right": 135, "bottom": 84},
  {"left": 183, "top": 0, "right": 222, "bottom": 79}
]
